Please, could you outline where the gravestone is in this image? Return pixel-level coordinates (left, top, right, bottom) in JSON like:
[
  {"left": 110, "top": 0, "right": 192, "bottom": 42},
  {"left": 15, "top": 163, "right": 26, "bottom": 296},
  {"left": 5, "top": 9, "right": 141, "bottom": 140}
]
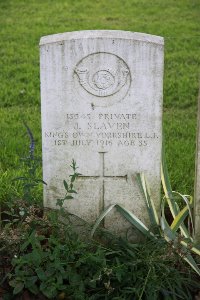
[
  {"left": 195, "top": 88, "right": 200, "bottom": 242},
  {"left": 40, "top": 30, "right": 164, "bottom": 235}
]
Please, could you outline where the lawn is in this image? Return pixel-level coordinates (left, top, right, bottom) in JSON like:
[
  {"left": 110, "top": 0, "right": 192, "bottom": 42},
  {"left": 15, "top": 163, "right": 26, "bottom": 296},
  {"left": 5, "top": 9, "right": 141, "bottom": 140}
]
[
  {"left": 0, "top": 1, "right": 200, "bottom": 299},
  {"left": 0, "top": 0, "right": 200, "bottom": 202}
]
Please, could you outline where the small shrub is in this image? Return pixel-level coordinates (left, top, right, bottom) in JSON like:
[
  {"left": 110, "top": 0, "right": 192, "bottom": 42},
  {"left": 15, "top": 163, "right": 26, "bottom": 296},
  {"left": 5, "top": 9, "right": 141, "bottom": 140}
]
[{"left": 1, "top": 219, "right": 199, "bottom": 299}]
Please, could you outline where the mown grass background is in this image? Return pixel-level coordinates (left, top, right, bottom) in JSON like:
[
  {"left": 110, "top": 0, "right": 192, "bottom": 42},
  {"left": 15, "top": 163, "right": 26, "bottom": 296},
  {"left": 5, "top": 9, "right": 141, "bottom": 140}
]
[{"left": 0, "top": 0, "right": 199, "bottom": 204}]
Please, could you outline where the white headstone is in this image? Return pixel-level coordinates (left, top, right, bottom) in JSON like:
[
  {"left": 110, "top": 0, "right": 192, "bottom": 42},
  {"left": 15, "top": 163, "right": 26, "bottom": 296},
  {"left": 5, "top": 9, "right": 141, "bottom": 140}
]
[
  {"left": 40, "top": 30, "right": 164, "bottom": 236},
  {"left": 195, "top": 88, "right": 200, "bottom": 242}
]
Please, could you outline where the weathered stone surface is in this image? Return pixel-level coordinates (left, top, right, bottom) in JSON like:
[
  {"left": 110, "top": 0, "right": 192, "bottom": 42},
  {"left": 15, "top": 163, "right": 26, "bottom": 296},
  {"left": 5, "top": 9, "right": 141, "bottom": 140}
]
[{"left": 40, "top": 30, "right": 164, "bottom": 235}]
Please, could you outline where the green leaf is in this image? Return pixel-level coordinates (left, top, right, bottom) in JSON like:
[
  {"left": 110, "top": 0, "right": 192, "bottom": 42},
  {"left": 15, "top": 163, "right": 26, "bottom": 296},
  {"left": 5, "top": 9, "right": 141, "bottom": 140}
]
[
  {"left": 182, "top": 252, "right": 200, "bottom": 276},
  {"left": 36, "top": 268, "right": 46, "bottom": 281},
  {"left": 172, "top": 192, "right": 194, "bottom": 238},
  {"left": 160, "top": 196, "right": 177, "bottom": 241},
  {"left": 116, "top": 204, "right": 156, "bottom": 239},
  {"left": 34, "top": 179, "right": 47, "bottom": 185},
  {"left": 91, "top": 203, "right": 155, "bottom": 240},
  {"left": 161, "top": 144, "right": 174, "bottom": 200},
  {"left": 63, "top": 180, "right": 68, "bottom": 191},
  {"left": 68, "top": 190, "right": 77, "bottom": 194},
  {"left": 12, "top": 281, "right": 24, "bottom": 294},
  {"left": 135, "top": 173, "right": 160, "bottom": 227},
  {"left": 65, "top": 195, "right": 73, "bottom": 200},
  {"left": 56, "top": 199, "right": 64, "bottom": 207},
  {"left": 71, "top": 175, "right": 76, "bottom": 183},
  {"left": 9, "top": 279, "right": 17, "bottom": 287},
  {"left": 180, "top": 240, "right": 200, "bottom": 256},
  {"left": 161, "top": 147, "right": 190, "bottom": 239},
  {"left": 20, "top": 240, "right": 31, "bottom": 251},
  {"left": 40, "top": 283, "right": 57, "bottom": 298},
  {"left": 170, "top": 206, "right": 188, "bottom": 233},
  {"left": 75, "top": 172, "right": 82, "bottom": 177},
  {"left": 91, "top": 204, "right": 116, "bottom": 237},
  {"left": 71, "top": 159, "right": 76, "bottom": 171},
  {"left": 160, "top": 200, "right": 200, "bottom": 275},
  {"left": 25, "top": 276, "right": 38, "bottom": 294},
  {"left": 28, "top": 283, "right": 39, "bottom": 295}
]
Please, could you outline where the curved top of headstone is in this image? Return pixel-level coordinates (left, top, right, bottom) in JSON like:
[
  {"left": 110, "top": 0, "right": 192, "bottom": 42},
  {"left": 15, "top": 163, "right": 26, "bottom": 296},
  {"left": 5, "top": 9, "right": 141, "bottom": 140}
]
[{"left": 39, "top": 30, "right": 164, "bottom": 46}]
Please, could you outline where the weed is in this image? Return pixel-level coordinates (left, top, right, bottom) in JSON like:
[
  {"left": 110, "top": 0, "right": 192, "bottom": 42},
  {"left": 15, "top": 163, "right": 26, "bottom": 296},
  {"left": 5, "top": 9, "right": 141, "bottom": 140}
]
[
  {"left": 56, "top": 159, "right": 81, "bottom": 209},
  {"left": 12, "top": 122, "right": 46, "bottom": 204}
]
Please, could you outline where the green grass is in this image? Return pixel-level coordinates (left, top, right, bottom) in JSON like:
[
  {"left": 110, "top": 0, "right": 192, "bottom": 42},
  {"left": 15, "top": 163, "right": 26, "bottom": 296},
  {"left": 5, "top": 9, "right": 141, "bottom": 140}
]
[{"left": 0, "top": 0, "right": 200, "bottom": 203}]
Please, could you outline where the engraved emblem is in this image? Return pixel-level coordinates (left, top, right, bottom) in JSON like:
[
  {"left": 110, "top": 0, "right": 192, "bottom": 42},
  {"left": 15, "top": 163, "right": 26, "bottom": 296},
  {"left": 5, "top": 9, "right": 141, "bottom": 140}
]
[
  {"left": 74, "top": 52, "right": 131, "bottom": 107},
  {"left": 93, "top": 70, "right": 114, "bottom": 90}
]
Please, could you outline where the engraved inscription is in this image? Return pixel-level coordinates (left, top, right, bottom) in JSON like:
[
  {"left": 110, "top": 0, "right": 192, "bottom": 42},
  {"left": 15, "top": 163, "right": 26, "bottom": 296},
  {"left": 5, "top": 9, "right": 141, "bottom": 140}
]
[
  {"left": 74, "top": 53, "right": 131, "bottom": 106},
  {"left": 44, "top": 112, "right": 159, "bottom": 149}
]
